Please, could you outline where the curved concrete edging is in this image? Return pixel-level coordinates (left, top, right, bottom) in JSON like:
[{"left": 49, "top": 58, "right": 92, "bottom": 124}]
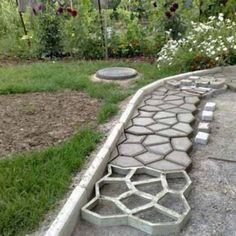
[{"left": 44, "top": 67, "right": 222, "bottom": 236}]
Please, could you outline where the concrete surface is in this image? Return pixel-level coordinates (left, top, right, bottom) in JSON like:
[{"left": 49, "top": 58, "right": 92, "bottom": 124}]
[{"left": 72, "top": 91, "right": 236, "bottom": 236}]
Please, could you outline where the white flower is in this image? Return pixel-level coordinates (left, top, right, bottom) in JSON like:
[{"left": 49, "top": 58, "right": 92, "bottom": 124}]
[
  {"left": 218, "top": 13, "right": 224, "bottom": 21},
  {"left": 227, "top": 36, "right": 234, "bottom": 43}
]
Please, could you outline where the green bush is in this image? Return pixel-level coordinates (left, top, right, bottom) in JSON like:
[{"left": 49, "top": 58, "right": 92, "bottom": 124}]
[
  {"left": 36, "top": 7, "right": 63, "bottom": 58},
  {"left": 157, "top": 15, "right": 236, "bottom": 70},
  {"left": 63, "top": 1, "right": 104, "bottom": 59}
]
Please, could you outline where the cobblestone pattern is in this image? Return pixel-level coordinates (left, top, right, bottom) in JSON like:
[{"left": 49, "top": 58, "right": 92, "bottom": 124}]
[
  {"left": 82, "top": 74, "right": 226, "bottom": 235},
  {"left": 110, "top": 87, "right": 200, "bottom": 171},
  {"left": 82, "top": 165, "right": 191, "bottom": 235}
]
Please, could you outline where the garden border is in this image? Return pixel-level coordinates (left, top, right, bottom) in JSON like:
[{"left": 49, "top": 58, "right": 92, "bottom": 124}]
[{"left": 44, "top": 66, "right": 222, "bottom": 236}]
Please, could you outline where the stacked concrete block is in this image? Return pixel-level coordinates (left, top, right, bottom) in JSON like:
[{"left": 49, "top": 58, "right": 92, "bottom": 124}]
[
  {"left": 198, "top": 122, "right": 210, "bottom": 133},
  {"left": 195, "top": 132, "right": 209, "bottom": 145},
  {"left": 204, "top": 102, "right": 216, "bottom": 111},
  {"left": 195, "top": 102, "right": 216, "bottom": 145},
  {"left": 201, "top": 110, "right": 213, "bottom": 121},
  {"left": 179, "top": 75, "right": 226, "bottom": 97}
]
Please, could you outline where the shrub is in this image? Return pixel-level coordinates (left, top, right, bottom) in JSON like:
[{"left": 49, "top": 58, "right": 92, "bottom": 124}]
[
  {"left": 37, "top": 7, "right": 63, "bottom": 58},
  {"left": 157, "top": 14, "right": 236, "bottom": 70},
  {"left": 63, "top": 1, "right": 104, "bottom": 59}
]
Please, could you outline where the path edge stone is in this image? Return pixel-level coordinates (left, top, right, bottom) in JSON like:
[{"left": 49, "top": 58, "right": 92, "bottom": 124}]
[{"left": 44, "top": 66, "right": 222, "bottom": 236}]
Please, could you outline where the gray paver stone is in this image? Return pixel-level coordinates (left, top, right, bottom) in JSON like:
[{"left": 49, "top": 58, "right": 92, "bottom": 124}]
[
  {"left": 154, "top": 111, "right": 176, "bottom": 120},
  {"left": 126, "top": 126, "right": 153, "bottom": 135},
  {"left": 132, "top": 117, "right": 155, "bottom": 126},
  {"left": 147, "top": 143, "right": 172, "bottom": 155},
  {"left": 165, "top": 151, "right": 191, "bottom": 167},
  {"left": 211, "top": 80, "right": 224, "bottom": 89},
  {"left": 138, "top": 111, "right": 155, "bottom": 118},
  {"left": 148, "top": 159, "right": 184, "bottom": 171},
  {"left": 171, "top": 137, "right": 192, "bottom": 152},
  {"left": 111, "top": 156, "right": 143, "bottom": 167},
  {"left": 135, "top": 152, "right": 163, "bottom": 164},
  {"left": 185, "top": 96, "right": 200, "bottom": 105},
  {"left": 167, "top": 99, "right": 185, "bottom": 106},
  {"left": 148, "top": 123, "right": 170, "bottom": 132},
  {"left": 158, "top": 104, "right": 177, "bottom": 110},
  {"left": 157, "top": 129, "right": 187, "bottom": 138},
  {"left": 159, "top": 117, "right": 178, "bottom": 126},
  {"left": 180, "top": 103, "right": 197, "bottom": 112},
  {"left": 166, "top": 80, "right": 181, "bottom": 88},
  {"left": 177, "top": 113, "right": 195, "bottom": 123},
  {"left": 125, "top": 134, "right": 146, "bottom": 144},
  {"left": 166, "top": 108, "right": 189, "bottom": 114},
  {"left": 140, "top": 105, "right": 162, "bottom": 112},
  {"left": 172, "top": 123, "right": 193, "bottom": 135},
  {"left": 164, "top": 95, "right": 183, "bottom": 101},
  {"left": 118, "top": 143, "right": 145, "bottom": 156},
  {"left": 146, "top": 99, "right": 164, "bottom": 106},
  {"left": 143, "top": 135, "right": 169, "bottom": 146}
]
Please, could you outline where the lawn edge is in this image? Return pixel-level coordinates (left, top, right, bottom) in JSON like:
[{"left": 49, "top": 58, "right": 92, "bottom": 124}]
[{"left": 44, "top": 66, "right": 222, "bottom": 236}]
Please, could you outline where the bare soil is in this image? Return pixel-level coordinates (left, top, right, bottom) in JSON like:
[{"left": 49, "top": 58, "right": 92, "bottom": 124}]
[{"left": 0, "top": 91, "right": 100, "bottom": 157}]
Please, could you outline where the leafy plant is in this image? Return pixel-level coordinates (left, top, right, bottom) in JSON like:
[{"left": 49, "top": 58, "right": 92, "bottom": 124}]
[
  {"left": 157, "top": 14, "right": 236, "bottom": 70},
  {"left": 163, "top": 3, "right": 186, "bottom": 39},
  {"left": 36, "top": 6, "right": 63, "bottom": 58}
]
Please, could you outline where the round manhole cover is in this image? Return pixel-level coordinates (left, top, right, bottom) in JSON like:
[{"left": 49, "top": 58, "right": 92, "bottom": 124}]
[{"left": 96, "top": 67, "right": 138, "bottom": 80}]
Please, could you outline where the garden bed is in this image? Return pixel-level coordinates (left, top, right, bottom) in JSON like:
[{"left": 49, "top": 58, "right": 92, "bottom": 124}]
[{"left": 0, "top": 91, "right": 100, "bottom": 157}]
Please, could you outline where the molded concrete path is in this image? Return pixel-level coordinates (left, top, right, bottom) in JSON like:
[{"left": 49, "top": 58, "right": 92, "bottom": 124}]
[{"left": 71, "top": 66, "right": 236, "bottom": 236}]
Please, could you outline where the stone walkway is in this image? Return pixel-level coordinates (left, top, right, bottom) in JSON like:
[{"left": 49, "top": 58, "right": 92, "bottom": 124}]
[
  {"left": 110, "top": 88, "right": 198, "bottom": 172},
  {"left": 71, "top": 67, "right": 236, "bottom": 236}
]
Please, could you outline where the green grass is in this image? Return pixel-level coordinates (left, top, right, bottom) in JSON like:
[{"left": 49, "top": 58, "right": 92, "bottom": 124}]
[
  {"left": 0, "top": 128, "right": 102, "bottom": 236},
  {"left": 0, "top": 60, "right": 181, "bottom": 235},
  {"left": 0, "top": 60, "right": 180, "bottom": 123}
]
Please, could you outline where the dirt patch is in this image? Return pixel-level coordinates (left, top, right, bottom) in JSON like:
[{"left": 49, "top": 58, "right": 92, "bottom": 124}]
[{"left": 0, "top": 91, "right": 100, "bottom": 157}]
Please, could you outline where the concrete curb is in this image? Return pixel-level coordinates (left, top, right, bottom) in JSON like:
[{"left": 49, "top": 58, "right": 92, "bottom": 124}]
[{"left": 44, "top": 66, "right": 222, "bottom": 236}]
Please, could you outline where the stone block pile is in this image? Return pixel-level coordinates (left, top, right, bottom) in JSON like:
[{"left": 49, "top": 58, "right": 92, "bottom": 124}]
[
  {"left": 195, "top": 102, "right": 216, "bottom": 145},
  {"left": 166, "top": 75, "right": 226, "bottom": 97}
]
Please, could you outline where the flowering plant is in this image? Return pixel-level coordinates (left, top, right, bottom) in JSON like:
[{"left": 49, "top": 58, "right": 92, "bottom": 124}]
[
  {"left": 157, "top": 13, "right": 236, "bottom": 69},
  {"left": 164, "top": 3, "right": 186, "bottom": 40}
]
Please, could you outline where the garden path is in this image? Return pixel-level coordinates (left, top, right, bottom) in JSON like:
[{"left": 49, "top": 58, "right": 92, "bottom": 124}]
[{"left": 72, "top": 66, "right": 236, "bottom": 236}]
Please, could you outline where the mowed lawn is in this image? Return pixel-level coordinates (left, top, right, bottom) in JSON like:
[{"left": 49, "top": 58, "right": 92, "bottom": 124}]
[{"left": 0, "top": 60, "right": 179, "bottom": 236}]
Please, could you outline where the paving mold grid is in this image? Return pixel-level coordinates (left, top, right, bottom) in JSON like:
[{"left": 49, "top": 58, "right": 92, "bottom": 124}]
[
  {"left": 82, "top": 165, "right": 192, "bottom": 235},
  {"left": 45, "top": 67, "right": 226, "bottom": 236}
]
